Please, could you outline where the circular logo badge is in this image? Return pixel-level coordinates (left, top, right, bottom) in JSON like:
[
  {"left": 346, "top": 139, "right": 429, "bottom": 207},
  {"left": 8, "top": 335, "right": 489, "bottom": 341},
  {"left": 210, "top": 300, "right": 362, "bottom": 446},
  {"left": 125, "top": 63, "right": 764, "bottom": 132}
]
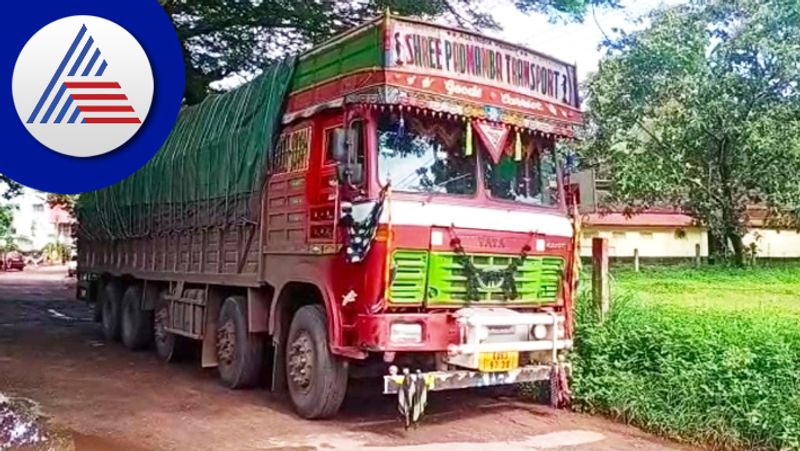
[
  {"left": 12, "top": 15, "right": 154, "bottom": 158},
  {"left": 0, "top": 0, "right": 183, "bottom": 194}
]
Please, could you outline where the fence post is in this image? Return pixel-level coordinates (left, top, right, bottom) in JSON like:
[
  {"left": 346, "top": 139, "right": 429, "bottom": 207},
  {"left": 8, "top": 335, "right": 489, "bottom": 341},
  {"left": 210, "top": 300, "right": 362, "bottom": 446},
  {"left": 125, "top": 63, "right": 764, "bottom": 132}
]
[
  {"left": 695, "top": 243, "right": 701, "bottom": 268},
  {"left": 592, "top": 237, "right": 610, "bottom": 320},
  {"left": 633, "top": 248, "right": 640, "bottom": 273}
]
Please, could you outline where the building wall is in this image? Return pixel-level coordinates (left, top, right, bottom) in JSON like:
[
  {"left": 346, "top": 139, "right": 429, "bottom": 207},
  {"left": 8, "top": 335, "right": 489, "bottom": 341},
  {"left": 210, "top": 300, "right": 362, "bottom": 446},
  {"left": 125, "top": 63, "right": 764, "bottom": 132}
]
[
  {"left": 581, "top": 226, "right": 800, "bottom": 259},
  {"left": 3, "top": 188, "right": 74, "bottom": 252},
  {"left": 9, "top": 190, "right": 56, "bottom": 251},
  {"left": 580, "top": 226, "right": 709, "bottom": 258},
  {"left": 744, "top": 229, "right": 800, "bottom": 258}
]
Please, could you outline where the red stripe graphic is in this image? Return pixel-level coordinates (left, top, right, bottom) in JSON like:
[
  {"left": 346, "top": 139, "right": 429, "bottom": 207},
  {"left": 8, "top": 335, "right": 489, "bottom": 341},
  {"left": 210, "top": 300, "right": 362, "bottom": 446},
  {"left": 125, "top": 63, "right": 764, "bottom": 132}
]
[
  {"left": 83, "top": 117, "right": 142, "bottom": 124},
  {"left": 77, "top": 105, "right": 135, "bottom": 112},
  {"left": 64, "top": 82, "right": 121, "bottom": 89},
  {"left": 71, "top": 94, "right": 128, "bottom": 100}
]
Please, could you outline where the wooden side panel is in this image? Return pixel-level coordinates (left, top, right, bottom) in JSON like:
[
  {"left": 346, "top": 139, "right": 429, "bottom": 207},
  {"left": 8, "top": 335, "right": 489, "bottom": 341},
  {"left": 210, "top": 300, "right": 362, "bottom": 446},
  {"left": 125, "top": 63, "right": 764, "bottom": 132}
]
[
  {"left": 265, "top": 173, "right": 308, "bottom": 253},
  {"left": 79, "top": 223, "right": 262, "bottom": 285}
]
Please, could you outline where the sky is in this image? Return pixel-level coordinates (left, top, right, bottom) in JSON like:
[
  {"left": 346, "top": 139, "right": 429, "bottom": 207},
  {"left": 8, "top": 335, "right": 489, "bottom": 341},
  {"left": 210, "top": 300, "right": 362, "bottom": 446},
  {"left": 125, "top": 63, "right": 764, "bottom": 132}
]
[{"left": 487, "top": 0, "right": 684, "bottom": 82}]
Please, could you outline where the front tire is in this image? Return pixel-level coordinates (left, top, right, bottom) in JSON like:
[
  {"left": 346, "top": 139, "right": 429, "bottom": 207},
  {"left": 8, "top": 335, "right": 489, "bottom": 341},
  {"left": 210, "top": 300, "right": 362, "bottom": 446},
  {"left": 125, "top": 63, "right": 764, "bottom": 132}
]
[
  {"left": 121, "top": 285, "right": 153, "bottom": 350},
  {"left": 100, "top": 280, "right": 123, "bottom": 341},
  {"left": 216, "top": 296, "right": 264, "bottom": 389},
  {"left": 286, "top": 305, "right": 347, "bottom": 419}
]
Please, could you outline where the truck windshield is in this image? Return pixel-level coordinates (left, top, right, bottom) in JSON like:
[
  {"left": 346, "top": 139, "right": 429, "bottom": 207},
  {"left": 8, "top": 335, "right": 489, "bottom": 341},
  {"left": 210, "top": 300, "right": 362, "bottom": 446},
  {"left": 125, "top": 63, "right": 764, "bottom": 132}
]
[
  {"left": 377, "top": 113, "right": 476, "bottom": 195},
  {"left": 482, "top": 145, "right": 559, "bottom": 207}
]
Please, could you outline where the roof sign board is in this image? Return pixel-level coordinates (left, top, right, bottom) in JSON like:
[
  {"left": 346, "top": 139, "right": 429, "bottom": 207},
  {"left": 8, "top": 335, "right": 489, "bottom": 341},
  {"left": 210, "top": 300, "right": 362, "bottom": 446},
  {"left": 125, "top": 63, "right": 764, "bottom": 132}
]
[{"left": 385, "top": 18, "right": 580, "bottom": 111}]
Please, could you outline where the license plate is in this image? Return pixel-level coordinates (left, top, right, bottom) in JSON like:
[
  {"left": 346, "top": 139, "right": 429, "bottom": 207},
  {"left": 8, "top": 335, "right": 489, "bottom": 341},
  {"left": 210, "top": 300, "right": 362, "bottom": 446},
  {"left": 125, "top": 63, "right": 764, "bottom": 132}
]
[{"left": 478, "top": 352, "right": 519, "bottom": 372}]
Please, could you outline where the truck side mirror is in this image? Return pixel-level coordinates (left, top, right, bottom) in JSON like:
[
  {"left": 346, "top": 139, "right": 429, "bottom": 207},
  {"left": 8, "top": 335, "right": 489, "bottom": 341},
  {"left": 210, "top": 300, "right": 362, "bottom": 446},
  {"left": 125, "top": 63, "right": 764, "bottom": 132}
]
[
  {"left": 337, "top": 163, "right": 364, "bottom": 186},
  {"left": 331, "top": 128, "right": 348, "bottom": 163},
  {"left": 333, "top": 124, "right": 364, "bottom": 186}
]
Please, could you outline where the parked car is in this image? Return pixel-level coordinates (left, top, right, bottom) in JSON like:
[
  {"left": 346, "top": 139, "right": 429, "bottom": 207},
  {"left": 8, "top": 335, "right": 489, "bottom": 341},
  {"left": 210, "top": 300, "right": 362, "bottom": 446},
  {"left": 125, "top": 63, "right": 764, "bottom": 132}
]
[{"left": 4, "top": 252, "right": 25, "bottom": 271}]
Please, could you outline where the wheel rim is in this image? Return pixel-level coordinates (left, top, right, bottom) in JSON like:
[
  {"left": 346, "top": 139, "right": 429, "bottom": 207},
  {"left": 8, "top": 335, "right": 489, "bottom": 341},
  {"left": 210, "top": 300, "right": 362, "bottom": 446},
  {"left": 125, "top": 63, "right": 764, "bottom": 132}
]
[
  {"left": 154, "top": 307, "right": 169, "bottom": 348},
  {"left": 288, "top": 331, "right": 314, "bottom": 394},
  {"left": 217, "top": 319, "right": 236, "bottom": 366}
]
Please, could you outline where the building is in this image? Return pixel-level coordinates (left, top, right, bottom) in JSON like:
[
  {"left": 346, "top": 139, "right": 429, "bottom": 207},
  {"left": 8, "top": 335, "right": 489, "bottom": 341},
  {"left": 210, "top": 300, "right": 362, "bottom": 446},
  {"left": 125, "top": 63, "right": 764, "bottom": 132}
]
[
  {"left": 570, "top": 170, "right": 800, "bottom": 259},
  {"left": 580, "top": 212, "right": 708, "bottom": 259},
  {"left": 4, "top": 188, "right": 75, "bottom": 252}
]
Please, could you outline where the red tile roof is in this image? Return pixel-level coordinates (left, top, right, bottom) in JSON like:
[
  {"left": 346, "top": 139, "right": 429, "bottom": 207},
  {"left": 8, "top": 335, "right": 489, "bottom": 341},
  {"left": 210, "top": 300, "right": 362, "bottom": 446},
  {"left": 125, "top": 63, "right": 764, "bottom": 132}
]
[{"left": 585, "top": 212, "right": 697, "bottom": 227}]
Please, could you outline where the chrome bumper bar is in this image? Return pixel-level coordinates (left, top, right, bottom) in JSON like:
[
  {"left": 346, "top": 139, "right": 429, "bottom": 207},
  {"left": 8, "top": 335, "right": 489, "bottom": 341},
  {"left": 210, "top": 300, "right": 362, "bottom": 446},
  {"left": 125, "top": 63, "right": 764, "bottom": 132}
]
[{"left": 383, "top": 365, "right": 553, "bottom": 394}]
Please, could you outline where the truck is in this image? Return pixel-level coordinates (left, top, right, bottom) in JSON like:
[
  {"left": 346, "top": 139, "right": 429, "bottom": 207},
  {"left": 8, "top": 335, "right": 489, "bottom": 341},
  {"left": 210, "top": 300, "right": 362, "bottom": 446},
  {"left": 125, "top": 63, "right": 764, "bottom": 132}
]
[{"left": 76, "top": 12, "right": 583, "bottom": 422}]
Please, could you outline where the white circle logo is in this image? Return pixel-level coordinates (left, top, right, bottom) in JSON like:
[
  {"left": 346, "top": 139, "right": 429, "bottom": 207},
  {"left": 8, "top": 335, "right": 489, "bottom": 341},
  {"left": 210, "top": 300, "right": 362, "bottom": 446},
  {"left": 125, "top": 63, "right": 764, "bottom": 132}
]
[{"left": 12, "top": 15, "right": 154, "bottom": 158}]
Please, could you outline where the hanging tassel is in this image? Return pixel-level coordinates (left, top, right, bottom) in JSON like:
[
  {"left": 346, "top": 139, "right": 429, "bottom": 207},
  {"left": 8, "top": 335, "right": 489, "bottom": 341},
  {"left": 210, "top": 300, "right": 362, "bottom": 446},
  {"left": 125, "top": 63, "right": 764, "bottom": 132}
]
[
  {"left": 514, "top": 129, "right": 522, "bottom": 161},
  {"left": 397, "top": 111, "right": 405, "bottom": 138},
  {"left": 465, "top": 121, "right": 473, "bottom": 157}
]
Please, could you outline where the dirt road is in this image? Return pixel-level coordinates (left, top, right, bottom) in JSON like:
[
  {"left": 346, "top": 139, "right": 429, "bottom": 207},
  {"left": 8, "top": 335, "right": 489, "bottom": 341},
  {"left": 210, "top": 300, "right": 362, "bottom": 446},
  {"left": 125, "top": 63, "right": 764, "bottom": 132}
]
[{"left": 0, "top": 267, "right": 695, "bottom": 451}]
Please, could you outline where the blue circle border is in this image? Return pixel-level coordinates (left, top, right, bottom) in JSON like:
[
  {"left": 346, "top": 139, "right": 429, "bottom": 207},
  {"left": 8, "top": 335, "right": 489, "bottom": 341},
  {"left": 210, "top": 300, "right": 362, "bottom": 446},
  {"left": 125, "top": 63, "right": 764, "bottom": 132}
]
[{"left": 1, "top": 1, "right": 184, "bottom": 194}]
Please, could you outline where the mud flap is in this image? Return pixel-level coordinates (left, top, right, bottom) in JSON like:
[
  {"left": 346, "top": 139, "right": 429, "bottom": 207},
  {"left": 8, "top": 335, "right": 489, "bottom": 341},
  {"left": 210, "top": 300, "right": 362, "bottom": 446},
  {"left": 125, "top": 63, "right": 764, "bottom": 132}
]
[
  {"left": 201, "top": 288, "right": 223, "bottom": 368},
  {"left": 549, "top": 362, "right": 571, "bottom": 409},
  {"left": 397, "top": 370, "right": 429, "bottom": 429}
]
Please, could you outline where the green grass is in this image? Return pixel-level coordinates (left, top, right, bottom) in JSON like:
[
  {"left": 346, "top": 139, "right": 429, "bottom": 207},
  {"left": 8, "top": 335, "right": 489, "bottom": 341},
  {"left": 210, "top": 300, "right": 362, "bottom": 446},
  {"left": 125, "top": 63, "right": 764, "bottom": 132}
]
[{"left": 571, "top": 264, "right": 800, "bottom": 451}]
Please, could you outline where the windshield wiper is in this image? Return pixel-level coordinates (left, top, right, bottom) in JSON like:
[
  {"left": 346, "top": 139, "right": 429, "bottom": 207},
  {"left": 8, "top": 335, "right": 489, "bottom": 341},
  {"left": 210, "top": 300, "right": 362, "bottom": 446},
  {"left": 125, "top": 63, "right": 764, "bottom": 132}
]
[{"left": 423, "top": 173, "right": 471, "bottom": 192}]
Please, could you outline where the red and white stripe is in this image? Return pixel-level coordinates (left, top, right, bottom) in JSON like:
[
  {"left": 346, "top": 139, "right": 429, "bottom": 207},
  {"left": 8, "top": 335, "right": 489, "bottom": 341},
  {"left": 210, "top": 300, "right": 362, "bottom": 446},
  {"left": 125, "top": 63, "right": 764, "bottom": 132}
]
[{"left": 64, "top": 81, "right": 141, "bottom": 124}]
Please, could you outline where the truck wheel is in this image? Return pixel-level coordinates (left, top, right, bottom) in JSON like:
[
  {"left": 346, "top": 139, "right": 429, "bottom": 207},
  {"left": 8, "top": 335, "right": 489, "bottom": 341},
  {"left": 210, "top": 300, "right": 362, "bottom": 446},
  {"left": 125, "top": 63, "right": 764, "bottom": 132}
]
[
  {"left": 92, "top": 284, "right": 103, "bottom": 323},
  {"left": 216, "top": 296, "right": 264, "bottom": 389},
  {"left": 153, "top": 291, "right": 185, "bottom": 362},
  {"left": 286, "top": 305, "right": 347, "bottom": 419},
  {"left": 121, "top": 285, "right": 153, "bottom": 350},
  {"left": 100, "top": 280, "right": 123, "bottom": 341}
]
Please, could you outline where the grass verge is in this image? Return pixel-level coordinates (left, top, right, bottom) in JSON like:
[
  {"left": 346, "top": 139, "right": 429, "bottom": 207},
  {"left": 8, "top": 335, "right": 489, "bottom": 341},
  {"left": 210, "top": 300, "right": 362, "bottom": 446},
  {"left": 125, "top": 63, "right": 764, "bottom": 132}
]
[{"left": 570, "top": 264, "right": 800, "bottom": 450}]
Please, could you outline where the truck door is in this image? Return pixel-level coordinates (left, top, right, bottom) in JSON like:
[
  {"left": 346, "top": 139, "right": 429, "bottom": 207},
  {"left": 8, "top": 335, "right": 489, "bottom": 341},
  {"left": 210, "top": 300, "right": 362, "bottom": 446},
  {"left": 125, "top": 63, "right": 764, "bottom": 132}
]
[{"left": 307, "top": 115, "right": 344, "bottom": 250}]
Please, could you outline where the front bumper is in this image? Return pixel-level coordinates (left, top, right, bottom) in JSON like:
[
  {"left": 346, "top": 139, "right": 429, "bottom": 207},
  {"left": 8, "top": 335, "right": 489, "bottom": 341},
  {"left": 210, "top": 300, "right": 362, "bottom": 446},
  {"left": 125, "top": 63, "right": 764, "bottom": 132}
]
[{"left": 383, "top": 365, "right": 554, "bottom": 394}]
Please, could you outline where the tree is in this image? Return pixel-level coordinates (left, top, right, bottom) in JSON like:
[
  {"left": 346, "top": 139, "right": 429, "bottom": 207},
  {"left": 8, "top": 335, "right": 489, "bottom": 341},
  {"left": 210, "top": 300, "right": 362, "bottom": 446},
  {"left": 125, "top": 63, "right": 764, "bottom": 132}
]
[
  {"left": 46, "top": 194, "right": 77, "bottom": 216},
  {"left": 0, "top": 206, "right": 13, "bottom": 242},
  {"left": 160, "top": 0, "right": 618, "bottom": 105},
  {"left": 0, "top": 175, "right": 22, "bottom": 200},
  {"left": 580, "top": 0, "right": 800, "bottom": 265}
]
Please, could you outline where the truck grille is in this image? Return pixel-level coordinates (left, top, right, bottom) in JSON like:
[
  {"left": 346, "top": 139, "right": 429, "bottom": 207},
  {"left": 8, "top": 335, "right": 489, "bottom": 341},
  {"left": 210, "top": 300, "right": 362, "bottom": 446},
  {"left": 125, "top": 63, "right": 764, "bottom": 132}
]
[
  {"left": 389, "top": 250, "right": 429, "bottom": 303},
  {"left": 427, "top": 253, "right": 564, "bottom": 305},
  {"left": 388, "top": 250, "right": 564, "bottom": 306}
]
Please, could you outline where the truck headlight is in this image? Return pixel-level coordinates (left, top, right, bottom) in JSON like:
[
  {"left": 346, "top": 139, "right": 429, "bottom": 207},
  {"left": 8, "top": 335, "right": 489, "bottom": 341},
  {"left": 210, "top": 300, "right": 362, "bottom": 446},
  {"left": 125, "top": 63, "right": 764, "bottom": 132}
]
[
  {"left": 390, "top": 322, "right": 423, "bottom": 344},
  {"left": 531, "top": 324, "right": 548, "bottom": 340}
]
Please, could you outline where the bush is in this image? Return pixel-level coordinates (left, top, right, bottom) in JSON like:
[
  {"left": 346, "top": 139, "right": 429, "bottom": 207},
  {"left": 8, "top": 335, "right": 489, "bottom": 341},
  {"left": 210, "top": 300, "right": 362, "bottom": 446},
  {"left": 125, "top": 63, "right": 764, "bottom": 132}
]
[{"left": 571, "top": 288, "right": 800, "bottom": 450}]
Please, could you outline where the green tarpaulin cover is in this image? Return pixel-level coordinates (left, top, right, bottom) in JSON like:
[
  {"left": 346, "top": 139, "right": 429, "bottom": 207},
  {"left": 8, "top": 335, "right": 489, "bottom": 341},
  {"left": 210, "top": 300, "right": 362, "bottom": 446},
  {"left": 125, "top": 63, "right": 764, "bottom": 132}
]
[{"left": 77, "top": 58, "right": 295, "bottom": 241}]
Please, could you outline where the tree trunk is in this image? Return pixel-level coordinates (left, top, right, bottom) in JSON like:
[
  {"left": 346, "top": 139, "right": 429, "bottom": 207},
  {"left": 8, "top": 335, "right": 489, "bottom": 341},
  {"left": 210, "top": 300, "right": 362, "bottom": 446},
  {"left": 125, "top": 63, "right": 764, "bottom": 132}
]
[{"left": 728, "top": 232, "right": 746, "bottom": 267}]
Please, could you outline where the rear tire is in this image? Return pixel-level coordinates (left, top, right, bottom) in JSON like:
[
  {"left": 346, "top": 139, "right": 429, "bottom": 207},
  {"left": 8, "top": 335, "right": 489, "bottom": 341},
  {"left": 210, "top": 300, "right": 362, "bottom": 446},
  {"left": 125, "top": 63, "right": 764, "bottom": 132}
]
[
  {"left": 100, "top": 280, "right": 123, "bottom": 341},
  {"left": 153, "top": 290, "right": 186, "bottom": 362},
  {"left": 121, "top": 285, "right": 153, "bottom": 350},
  {"left": 216, "top": 296, "right": 264, "bottom": 389},
  {"left": 286, "top": 305, "right": 347, "bottom": 419}
]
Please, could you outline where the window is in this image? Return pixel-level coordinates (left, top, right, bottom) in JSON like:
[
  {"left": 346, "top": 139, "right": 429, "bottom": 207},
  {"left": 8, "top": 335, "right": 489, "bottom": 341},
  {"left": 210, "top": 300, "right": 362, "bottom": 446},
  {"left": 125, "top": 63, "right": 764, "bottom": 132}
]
[
  {"left": 273, "top": 126, "right": 311, "bottom": 173},
  {"left": 32, "top": 204, "right": 44, "bottom": 213},
  {"left": 377, "top": 113, "right": 476, "bottom": 195},
  {"left": 482, "top": 138, "right": 559, "bottom": 207}
]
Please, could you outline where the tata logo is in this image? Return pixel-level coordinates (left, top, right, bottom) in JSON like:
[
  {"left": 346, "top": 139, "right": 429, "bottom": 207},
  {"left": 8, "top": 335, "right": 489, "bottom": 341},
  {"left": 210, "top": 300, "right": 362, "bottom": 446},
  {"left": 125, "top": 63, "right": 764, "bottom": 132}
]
[
  {"left": 477, "top": 236, "right": 507, "bottom": 249},
  {"left": 12, "top": 16, "right": 153, "bottom": 158}
]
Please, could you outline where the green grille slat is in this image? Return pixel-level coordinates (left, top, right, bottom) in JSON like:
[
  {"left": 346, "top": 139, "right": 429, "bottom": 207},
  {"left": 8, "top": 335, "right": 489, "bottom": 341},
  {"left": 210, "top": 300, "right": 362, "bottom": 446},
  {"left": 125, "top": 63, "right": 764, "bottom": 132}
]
[
  {"left": 427, "top": 253, "right": 565, "bottom": 305},
  {"left": 389, "top": 250, "right": 429, "bottom": 304},
  {"left": 388, "top": 250, "right": 564, "bottom": 305}
]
